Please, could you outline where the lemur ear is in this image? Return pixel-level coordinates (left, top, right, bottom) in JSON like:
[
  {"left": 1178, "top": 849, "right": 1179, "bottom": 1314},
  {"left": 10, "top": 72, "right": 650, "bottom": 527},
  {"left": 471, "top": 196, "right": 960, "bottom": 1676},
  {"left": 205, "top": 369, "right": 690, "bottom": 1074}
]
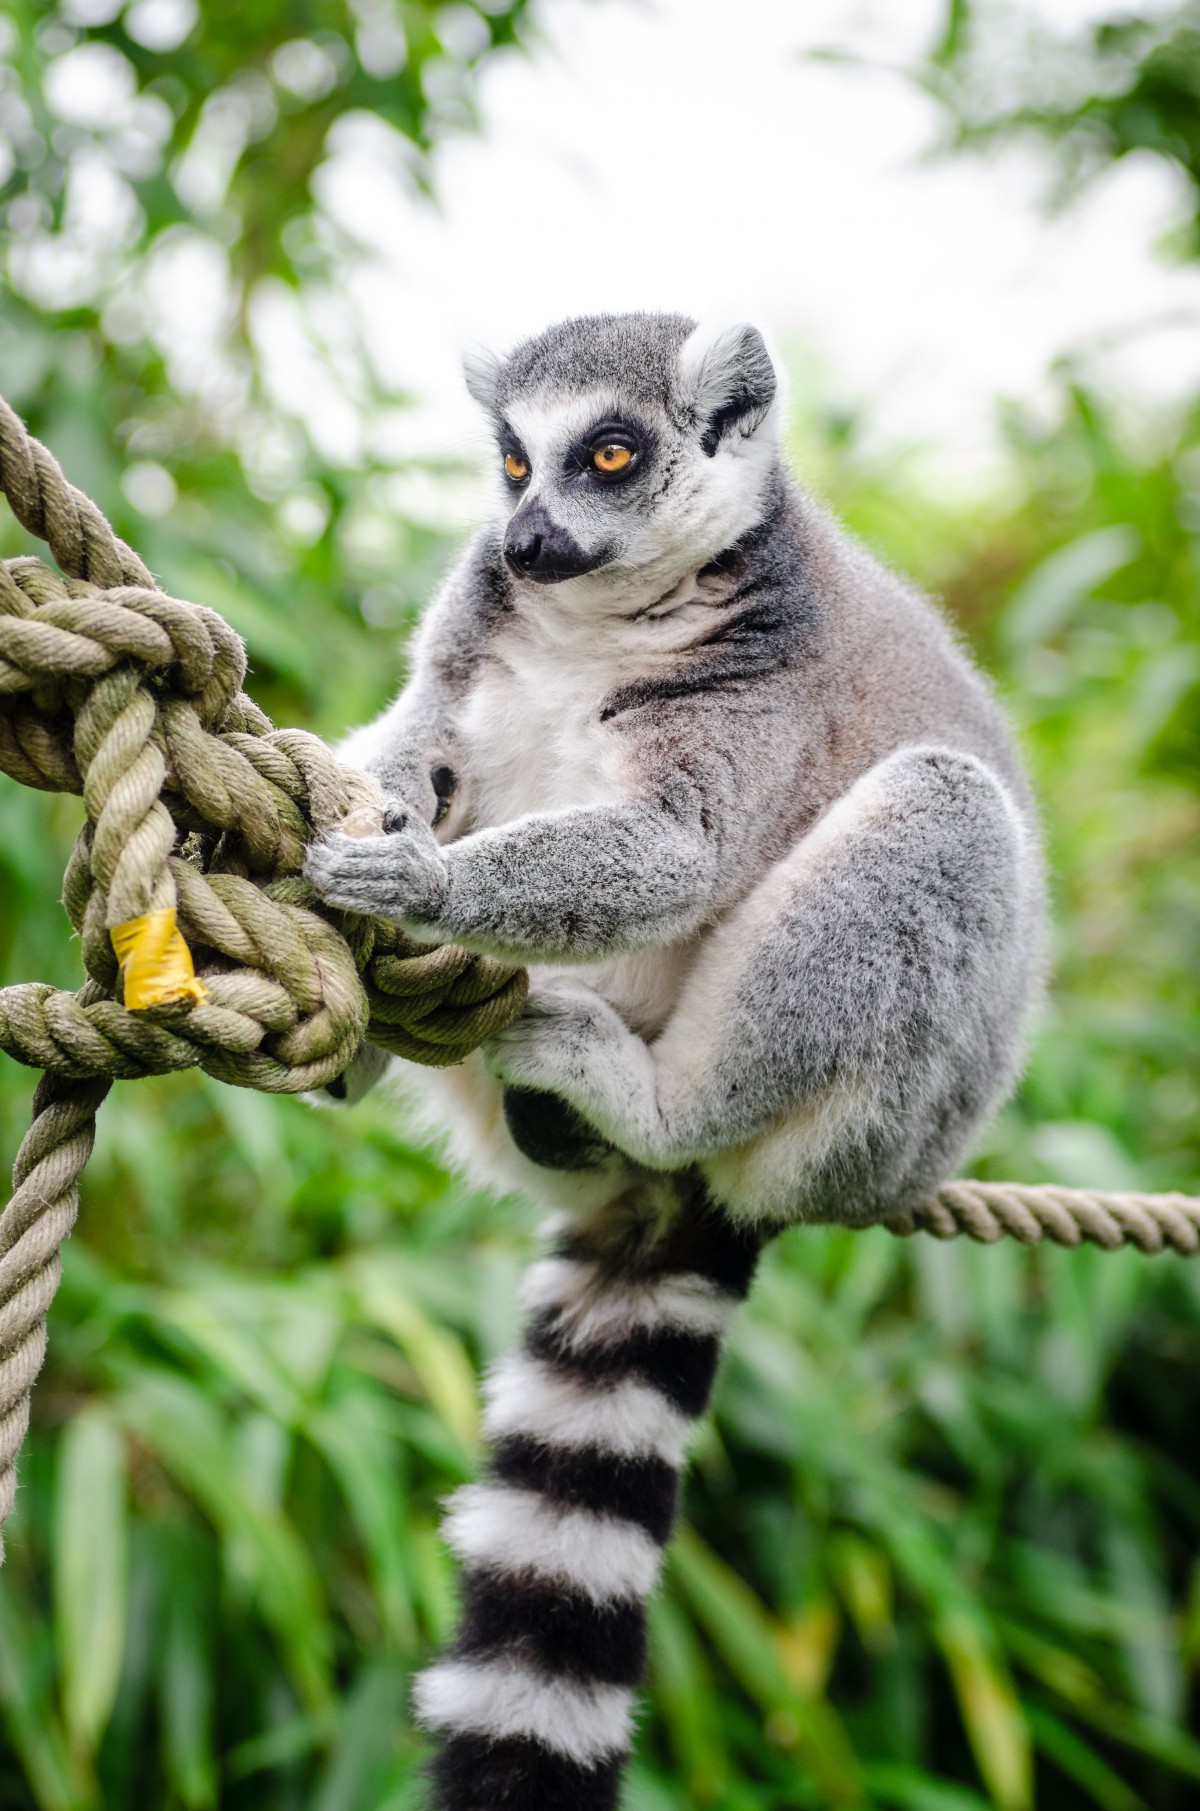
[
  {"left": 679, "top": 321, "right": 777, "bottom": 457},
  {"left": 462, "top": 344, "right": 504, "bottom": 414}
]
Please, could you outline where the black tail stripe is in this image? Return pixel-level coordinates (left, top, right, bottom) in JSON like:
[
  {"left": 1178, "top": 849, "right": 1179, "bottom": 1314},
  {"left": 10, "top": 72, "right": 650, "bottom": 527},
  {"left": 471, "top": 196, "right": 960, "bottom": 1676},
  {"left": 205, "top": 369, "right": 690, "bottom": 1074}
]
[
  {"left": 552, "top": 1200, "right": 761, "bottom": 1299},
  {"left": 524, "top": 1316, "right": 721, "bottom": 1419},
  {"left": 428, "top": 1732, "right": 624, "bottom": 1811},
  {"left": 490, "top": 1435, "right": 679, "bottom": 1544},
  {"left": 454, "top": 1566, "right": 646, "bottom": 1686},
  {"left": 651, "top": 1207, "right": 762, "bottom": 1296}
]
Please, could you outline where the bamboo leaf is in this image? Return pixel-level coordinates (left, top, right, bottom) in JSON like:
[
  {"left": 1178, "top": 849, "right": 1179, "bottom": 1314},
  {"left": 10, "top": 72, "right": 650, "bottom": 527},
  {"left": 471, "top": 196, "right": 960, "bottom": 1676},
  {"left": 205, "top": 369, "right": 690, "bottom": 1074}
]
[
  {"left": 312, "top": 1661, "right": 404, "bottom": 1811},
  {"left": 647, "top": 1594, "right": 728, "bottom": 1797},
  {"left": 1027, "top": 1705, "right": 1146, "bottom": 1811},
  {"left": 305, "top": 1394, "right": 416, "bottom": 1645},
  {"left": 159, "top": 1573, "right": 217, "bottom": 1810},
  {"left": 53, "top": 1408, "right": 128, "bottom": 1760},
  {"left": 0, "top": 1585, "right": 95, "bottom": 1811},
  {"left": 935, "top": 1610, "right": 1032, "bottom": 1811},
  {"left": 669, "top": 1527, "right": 866, "bottom": 1807},
  {"left": 112, "top": 1370, "right": 333, "bottom": 1713},
  {"left": 155, "top": 1290, "right": 310, "bottom": 1426},
  {"left": 346, "top": 1257, "right": 480, "bottom": 1454},
  {"left": 827, "top": 1531, "right": 894, "bottom": 1653},
  {"left": 861, "top": 1762, "right": 994, "bottom": 1811}
]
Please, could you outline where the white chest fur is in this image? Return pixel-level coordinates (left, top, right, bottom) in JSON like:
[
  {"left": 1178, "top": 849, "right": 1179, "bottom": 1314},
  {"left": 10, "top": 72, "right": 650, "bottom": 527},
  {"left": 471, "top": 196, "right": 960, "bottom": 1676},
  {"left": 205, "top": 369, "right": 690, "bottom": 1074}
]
[
  {"left": 453, "top": 576, "right": 737, "bottom": 832},
  {"left": 456, "top": 628, "right": 628, "bottom": 828},
  {"left": 449, "top": 589, "right": 729, "bottom": 1036}
]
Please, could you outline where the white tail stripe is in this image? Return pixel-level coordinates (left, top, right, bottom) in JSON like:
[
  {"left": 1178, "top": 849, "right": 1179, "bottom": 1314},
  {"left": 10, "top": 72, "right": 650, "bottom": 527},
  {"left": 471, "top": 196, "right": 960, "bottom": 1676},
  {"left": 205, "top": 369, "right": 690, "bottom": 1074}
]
[
  {"left": 415, "top": 1656, "right": 635, "bottom": 1764},
  {"left": 483, "top": 1351, "right": 692, "bottom": 1465},
  {"left": 520, "top": 1256, "right": 734, "bottom": 1346},
  {"left": 444, "top": 1483, "right": 662, "bottom": 1603}
]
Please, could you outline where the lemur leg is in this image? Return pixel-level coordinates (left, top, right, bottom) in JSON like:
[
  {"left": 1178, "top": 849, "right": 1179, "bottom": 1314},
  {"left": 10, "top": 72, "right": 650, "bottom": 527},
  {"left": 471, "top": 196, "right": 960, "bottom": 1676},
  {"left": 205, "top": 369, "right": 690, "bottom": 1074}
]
[{"left": 486, "top": 746, "right": 1037, "bottom": 1224}]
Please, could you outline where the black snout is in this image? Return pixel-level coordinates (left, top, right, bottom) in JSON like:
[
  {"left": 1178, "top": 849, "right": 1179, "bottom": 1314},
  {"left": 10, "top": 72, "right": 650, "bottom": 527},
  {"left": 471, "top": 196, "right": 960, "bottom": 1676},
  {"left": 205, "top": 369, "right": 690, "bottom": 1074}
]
[{"left": 503, "top": 501, "right": 608, "bottom": 584}]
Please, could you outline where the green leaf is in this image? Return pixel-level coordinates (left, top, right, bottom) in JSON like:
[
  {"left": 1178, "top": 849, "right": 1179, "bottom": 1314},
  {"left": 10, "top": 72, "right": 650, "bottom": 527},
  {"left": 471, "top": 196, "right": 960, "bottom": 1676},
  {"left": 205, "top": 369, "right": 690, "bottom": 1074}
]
[
  {"left": 159, "top": 1559, "right": 217, "bottom": 1810},
  {"left": 53, "top": 1408, "right": 128, "bottom": 1760},
  {"left": 1027, "top": 1705, "right": 1146, "bottom": 1811},
  {"left": 0, "top": 1584, "right": 95, "bottom": 1811},
  {"left": 1000, "top": 526, "right": 1140, "bottom": 653},
  {"left": 346, "top": 1255, "right": 480, "bottom": 1455},
  {"left": 935, "top": 1610, "right": 1032, "bottom": 1811},
  {"left": 827, "top": 1531, "right": 895, "bottom": 1652},
  {"left": 862, "top": 1762, "right": 993, "bottom": 1811},
  {"left": 155, "top": 1288, "right": 311, "bottom": 1426},
  {"left": 669, "top": 1527, "right": 866, "bottom": 1807},
  {"left": 312, "top": 1661, "right": 405, "bottom": 1811},
  {"left": 113, "top": 1370, "right": 333, "bottom": 1713},
  {"left": 646, "top": 1594, "right": 727, "bottom": 1797},
  {"left": 305, "top": 1394, "right": 416, "bottom": 1645}
]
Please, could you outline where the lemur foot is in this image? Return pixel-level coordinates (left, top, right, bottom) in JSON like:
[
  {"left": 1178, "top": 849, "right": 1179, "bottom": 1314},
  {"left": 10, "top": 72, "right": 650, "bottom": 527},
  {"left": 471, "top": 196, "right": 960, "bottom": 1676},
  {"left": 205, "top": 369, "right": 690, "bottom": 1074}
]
[
  {"left": 304, "top": 805, "right": 449, "bottom": 924},
  {"left": 483, "top": 976, "right": 627, "bottom": 1099}
]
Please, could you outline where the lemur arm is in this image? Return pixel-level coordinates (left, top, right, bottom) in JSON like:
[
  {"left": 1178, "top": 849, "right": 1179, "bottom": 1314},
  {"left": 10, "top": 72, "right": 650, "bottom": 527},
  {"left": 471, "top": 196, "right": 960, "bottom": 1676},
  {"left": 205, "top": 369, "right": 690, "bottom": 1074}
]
[
  {"left": 305, "top": 787, "right": 718, "bottom": 961},
  {"left": 338, "top": 682, "right": 455, "bottom": 830},
  {"left": 337, "top": 650, "right": 464, "bottom": 831},
  {"left": 335, "top": 528, "right": 503, "bottom": 826}
]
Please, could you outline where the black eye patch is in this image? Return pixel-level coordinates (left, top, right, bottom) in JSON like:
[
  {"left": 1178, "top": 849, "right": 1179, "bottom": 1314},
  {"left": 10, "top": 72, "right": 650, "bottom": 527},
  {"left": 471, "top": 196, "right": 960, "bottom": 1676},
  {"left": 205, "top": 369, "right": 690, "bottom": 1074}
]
[
  {"left": 498, "top": 423, "right": 531, "bottom": 484},
  {"left": 566, "top": 419, "right": 654, "bottom": 483}
]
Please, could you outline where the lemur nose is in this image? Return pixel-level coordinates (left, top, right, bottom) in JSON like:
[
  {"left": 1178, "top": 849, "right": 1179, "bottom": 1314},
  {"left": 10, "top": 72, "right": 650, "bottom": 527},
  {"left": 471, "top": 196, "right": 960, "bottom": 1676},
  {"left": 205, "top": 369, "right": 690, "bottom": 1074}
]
[
  {"left": 502, "top": 500, "right": 601, "bottom": 583},
  {"left": 505, "top": 527, "right": 542, "bottom": 572}
]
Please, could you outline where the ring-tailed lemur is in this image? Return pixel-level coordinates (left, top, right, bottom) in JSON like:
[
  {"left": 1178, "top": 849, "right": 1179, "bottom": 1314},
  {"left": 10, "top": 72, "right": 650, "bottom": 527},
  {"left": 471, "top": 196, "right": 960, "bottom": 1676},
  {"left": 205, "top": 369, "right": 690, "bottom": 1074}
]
[{"left": 305, "top": 312, "right": 1044, "bottom": 1810}]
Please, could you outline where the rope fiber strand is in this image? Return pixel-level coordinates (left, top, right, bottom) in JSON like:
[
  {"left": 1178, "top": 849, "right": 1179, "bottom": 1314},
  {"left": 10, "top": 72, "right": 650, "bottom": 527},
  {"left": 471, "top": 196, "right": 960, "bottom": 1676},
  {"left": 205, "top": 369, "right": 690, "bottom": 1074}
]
[{"left": 0, "top": 395, "right": 1196, "bottom": 1562}]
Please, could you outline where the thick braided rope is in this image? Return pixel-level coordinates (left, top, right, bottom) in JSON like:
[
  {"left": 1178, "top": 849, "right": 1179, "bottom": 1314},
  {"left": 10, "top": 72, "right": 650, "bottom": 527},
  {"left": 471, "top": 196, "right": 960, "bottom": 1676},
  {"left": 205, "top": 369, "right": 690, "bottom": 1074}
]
[
  {"left": 0, "top": 394, "right": 526, "bottom": 1557},
  {"left": 0, "top": 399, "right": 1197, "bottom": 1564},
  {"left": 888, "top": 1181, "right": 1200, "bottom": 1254}
]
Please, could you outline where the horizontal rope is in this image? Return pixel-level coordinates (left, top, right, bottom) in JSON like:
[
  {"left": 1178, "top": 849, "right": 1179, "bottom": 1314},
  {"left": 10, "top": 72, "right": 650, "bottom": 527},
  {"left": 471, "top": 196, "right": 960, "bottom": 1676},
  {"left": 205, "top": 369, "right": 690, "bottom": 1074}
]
[{"left": 888, "top": 1181, "right": 1200, "bottom": 1255}]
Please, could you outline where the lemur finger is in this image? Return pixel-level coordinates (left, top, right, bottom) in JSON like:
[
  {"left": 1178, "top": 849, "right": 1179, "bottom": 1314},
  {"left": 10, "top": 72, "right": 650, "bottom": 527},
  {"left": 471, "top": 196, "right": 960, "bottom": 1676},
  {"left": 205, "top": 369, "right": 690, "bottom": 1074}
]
[{"left": 519, "top": 976, "right": 615, "bottom": 1019}]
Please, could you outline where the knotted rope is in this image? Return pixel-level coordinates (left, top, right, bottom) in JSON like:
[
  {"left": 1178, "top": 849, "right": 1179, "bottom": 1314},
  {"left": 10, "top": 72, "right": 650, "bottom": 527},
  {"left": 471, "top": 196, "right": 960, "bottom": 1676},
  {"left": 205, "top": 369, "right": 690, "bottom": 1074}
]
[
  {"left": 0, "top": 397, "right": 1196, "bottom": 1562},
  {"left": 0, "top": 394, "right": 526, "bottom": 1556}
]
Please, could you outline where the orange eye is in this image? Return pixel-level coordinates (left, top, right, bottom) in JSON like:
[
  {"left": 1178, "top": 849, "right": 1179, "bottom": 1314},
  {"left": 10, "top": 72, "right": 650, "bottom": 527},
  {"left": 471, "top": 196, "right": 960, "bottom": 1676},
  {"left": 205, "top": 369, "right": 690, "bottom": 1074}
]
[
  {"left": 504, "top": 452, "right": 529, "bottom": 482},
  {"left": 593, "top": 443, "right": 633, "bottom": 475}
]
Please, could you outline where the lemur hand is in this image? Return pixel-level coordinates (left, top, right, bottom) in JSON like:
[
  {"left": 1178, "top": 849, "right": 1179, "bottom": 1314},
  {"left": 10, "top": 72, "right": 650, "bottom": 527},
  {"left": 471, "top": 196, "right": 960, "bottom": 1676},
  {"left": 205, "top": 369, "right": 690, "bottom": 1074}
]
[{"left": 304, "top": 801, "right": 450, "bottom": 925}]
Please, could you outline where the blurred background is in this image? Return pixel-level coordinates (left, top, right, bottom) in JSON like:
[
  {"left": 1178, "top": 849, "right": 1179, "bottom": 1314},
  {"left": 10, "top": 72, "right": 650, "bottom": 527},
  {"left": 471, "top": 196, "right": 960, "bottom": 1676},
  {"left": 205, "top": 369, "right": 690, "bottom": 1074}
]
[{"left": 1, "top": 1, "right": 1198, "bottom": 1807}]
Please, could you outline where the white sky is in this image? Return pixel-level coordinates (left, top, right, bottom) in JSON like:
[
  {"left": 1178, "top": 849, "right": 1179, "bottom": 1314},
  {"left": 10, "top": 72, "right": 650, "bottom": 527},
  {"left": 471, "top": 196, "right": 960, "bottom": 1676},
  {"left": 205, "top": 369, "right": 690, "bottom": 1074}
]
[{"left": 300, "top": 0, "right": 1200, "bottom": 483}]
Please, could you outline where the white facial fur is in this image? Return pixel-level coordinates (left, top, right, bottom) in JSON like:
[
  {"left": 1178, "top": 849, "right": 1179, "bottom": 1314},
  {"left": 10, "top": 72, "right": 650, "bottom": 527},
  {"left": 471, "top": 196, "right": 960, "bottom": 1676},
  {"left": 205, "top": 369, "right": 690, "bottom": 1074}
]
[{"left": 480, "top": 321, "right": 784, "bottom": 617}]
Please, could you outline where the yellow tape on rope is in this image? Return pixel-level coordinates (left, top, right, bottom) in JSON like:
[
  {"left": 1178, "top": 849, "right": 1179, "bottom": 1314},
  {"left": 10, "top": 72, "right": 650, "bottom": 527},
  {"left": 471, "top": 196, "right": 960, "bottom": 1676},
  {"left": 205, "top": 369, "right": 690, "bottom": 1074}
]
[{"left": 111, "top": 907, "right": 209, "bottom": 1008}]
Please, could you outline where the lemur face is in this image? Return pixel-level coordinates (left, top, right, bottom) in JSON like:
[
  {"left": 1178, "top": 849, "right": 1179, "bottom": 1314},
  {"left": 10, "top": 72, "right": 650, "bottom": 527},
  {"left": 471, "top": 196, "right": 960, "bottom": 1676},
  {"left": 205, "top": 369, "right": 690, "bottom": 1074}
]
[{"left": 463, "top": 313, "right": 780, "bottom": 603}]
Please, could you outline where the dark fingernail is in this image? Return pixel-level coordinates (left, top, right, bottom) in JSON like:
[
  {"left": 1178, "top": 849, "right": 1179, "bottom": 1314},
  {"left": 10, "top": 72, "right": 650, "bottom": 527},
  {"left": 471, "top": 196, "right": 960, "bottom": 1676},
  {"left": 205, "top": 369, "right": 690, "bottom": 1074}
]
[{"left": 383, "top": 803, "right": 408, "bottom": 835}]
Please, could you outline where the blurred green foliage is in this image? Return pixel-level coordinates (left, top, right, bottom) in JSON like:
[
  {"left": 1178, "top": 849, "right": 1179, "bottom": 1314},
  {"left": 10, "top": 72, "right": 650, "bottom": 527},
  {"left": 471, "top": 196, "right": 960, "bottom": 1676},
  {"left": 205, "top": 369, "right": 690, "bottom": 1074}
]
[
  {"left": 1, "top": 3, "right": 1200, "bottom": 1809},
  {"left": 0, "top": 0, "right": 536, "bottom": 737},
  {"left": 925, "top": 0, "right": 1200, "bottom": 255}
]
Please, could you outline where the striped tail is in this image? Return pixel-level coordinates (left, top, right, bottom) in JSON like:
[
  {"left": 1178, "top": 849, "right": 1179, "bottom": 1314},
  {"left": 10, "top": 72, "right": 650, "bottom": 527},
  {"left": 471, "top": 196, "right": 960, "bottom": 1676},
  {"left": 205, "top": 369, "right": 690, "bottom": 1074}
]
[{"left": 414, "top": 1194, "right": 763, "bottom": 1810}]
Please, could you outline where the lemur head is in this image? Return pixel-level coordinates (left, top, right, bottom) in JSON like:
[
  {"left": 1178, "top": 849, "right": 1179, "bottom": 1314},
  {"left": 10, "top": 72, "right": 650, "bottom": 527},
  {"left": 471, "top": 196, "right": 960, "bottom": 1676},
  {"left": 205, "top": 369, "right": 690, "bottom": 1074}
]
[{"left": 463, "top": 312, "right": 780, "bottom": 604}]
